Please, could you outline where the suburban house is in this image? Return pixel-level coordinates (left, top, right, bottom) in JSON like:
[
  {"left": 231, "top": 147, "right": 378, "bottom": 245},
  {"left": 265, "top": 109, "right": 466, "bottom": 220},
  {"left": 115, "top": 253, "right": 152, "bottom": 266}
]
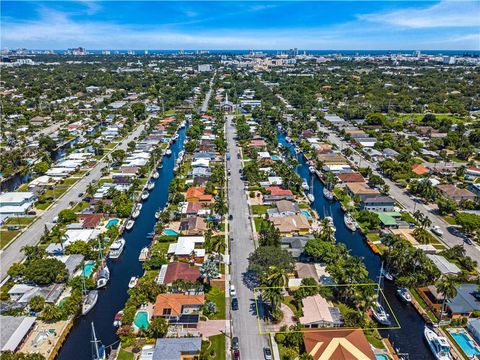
[
  {"left": 303, "top": 329, "right": 376, "bottom": 360},
  {"left": 179, "top": 217, "right": 208, "bottom": 236},
  {"left": 360, "top": 195, "right": 396, "bottom": 212},
  {"left": 185, "top": 187, "right": 213, "bottom": 203},
  {"left": 299, "top": 295, "right": 343, "bottom": 328},
  {"left": 466, "top": 166, "right": 480, "bottom": 178},
  {"left": 184, "top": 202, "right": 210, "bottom": 218},
  {"left": 345, "top": 183, "right": 380, "bottom": 200},
  {"left": 272, "top": 214, "right": 310, "bottom": 235},
  {"left": 436, "top": 184, "right": 476, "bottom": 202},
  {"left": 0, "top": 192, "right": 36, "bottom": 216},
  {"left": 411, "top": 163, "right": 430, "bottom": 176},
  {"left": 446, "top": 284, "right": 480, "bottom": 318},
  {"left": 336, "top": 172, "right": 365, "bottom": 184},
  {"left": 263, "top": 186, "right": 295, "bottom": 203},
  {"left": 149, "top": 338, "right": 202, "bottom": 360},
  {"left": 78, "top": 213, "right": 103, "bottom": 229},
  {"left": 153, "top": 294, "right": 205, "bottom": 328},
  {"left": 167, "top": 236, "right": 205, "bottom": 262},
  {"left": 280, "top": 235, "right": 314, "bottom": 258},
  {"left": 426, "top": 254, "right": 462, "bottom": 276},
  {"left": 267, "top": 200, "right": 300, "bottom": 217},
  {"left": 0, "top": 316, "right": 37, "bottom": 352},
  {"left": 157, "top": 262, "right": 200, "bottom": 286}
]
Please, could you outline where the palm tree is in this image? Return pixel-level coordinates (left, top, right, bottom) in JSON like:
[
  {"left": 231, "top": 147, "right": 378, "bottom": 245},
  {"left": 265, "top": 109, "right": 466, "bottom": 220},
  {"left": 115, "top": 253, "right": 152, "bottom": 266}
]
[
  {"left": 319, "top": 218, "right": 335, "bottom": 243},
  {"left": 200, "top": 259, "right": 219, "bottom": 285},
  {"left": 436, "top": 275, "right": 458, "bottom": 324},
  {"left": 209, "top": 235, "right": 226, "bottom": 255},
  {"left": 213, "top": 195, "right": 228, "bottom": 219}
]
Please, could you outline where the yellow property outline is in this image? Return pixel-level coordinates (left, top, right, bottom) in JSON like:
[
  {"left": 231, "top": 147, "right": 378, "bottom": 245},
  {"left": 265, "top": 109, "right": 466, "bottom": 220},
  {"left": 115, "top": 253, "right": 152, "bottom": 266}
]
[{"left": 253, "top": 283, "right": 401, "bottom": 334}]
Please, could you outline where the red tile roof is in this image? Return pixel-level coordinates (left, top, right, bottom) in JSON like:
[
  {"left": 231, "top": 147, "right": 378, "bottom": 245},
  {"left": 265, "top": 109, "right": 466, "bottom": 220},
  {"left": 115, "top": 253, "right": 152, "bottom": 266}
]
[
  {"left": 163, "top": 262, "right": 200, "bottom": 284},
  {"left": 411, "top": 163, "right": 430, "bottom": 175},
  {"left": 79, "top": 213, "right": 103, "bottom": 229},
  {"left": 336, "top": 172, "right": 365, "bottom": 183},
  {"left": 265, "top": 186, "right": 294, "bottom": 196}
]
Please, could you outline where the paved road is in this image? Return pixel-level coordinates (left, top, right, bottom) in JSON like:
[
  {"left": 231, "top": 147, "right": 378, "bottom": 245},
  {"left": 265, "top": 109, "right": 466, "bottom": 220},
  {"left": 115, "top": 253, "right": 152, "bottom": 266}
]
[
  {"left": 201, "top": 72, "right": 216, "bottom": 113},
  {"left": 226, "top": 115, "right": 268, "bottom": 360},
  {"left": 0, "top": 123, "right": 146, "bottom": 280},
  {"left": 318, "top": 124, "right": 480, "bottom": 267}
]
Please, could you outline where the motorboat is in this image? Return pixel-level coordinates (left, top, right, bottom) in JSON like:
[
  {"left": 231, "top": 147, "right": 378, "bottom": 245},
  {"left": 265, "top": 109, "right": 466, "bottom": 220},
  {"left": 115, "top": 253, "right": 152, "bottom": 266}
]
[
  {"left": 141, "top": 190, "right": 150, "bottom": 201},
  {"left": 370, "top": 301, "right": 391, "bottom": 325},
  {"left": 147, "top": 181, "right": 155, "bottom": 191},
  {"left": 431, "top": 225, "right": 444, "bottom": 237},
  {"left": 286, "top": 136, "right": 292, "bottom": 143},
  {"left": 323, "top": 187, "right": 334, "bottom": 200},
  {"left": 397, "top": 287, "right": 412, "bottom": 303},
  {"left": 152, "top": 171, "right": 159, "bottom": 179},
  {"left": 113, "top": 310, "right": 124, "bottom": 327},
  {"left": 91, "top": 322, "right": 106, "bottom": 360},
  {"left": 131, "top": 203, "right": 142, "bottom": 219},
  {"left": 424, "top": 326, "right": 452, "bottom": 360},
  {"left": 82, "top": 290, "right": 98, "bottom": 315},
  {"left": 179, "top": 121, "right": 186, "bottom": 128},
  {"left": 171, "top": 133, "right": 179, "bottom": 142},
  {"left": 96, "top": 266, "right": 110, "bottom": 289},
  {"left": 301, "top": 180, "right": 310, "bottom": 191},
  {"left": 128, "top": 276, "right": 138, "bottom": 288},
  {"left": 138, "top": 247, "right": 149, "bottom": 262},
  {"left": 382, "top": 268, "right": 394, "bottom": 281},
  {"left": 325, "top": 216, "right": 336, "bottom": 233},
  {"left": 307, "top": 193, "right": 315, "bottom": 203},
  {"left": 125, "top": 219, "right": 135, "bottom": 231},
  {"left": 155, "top": 209, "right": 161, "bottom": 219},
  {"left": 294, "top": 147, "right": 301, "bottom": 154},
  {"left": 109, "top": 238, "right": 126, "bottom": 259},
  {"left": 309, "top": 166, "right": 316, "bottom": 174},
  {"left": 165, "top": 149, "right": 172, "bottom": 156},
  {"left": 344, "top": 213, "right": 357, "bottom": 231}
]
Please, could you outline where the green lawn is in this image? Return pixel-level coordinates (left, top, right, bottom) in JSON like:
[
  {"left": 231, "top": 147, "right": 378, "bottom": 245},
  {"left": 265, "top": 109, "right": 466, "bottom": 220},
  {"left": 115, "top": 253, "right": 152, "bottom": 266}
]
[
  {"left": 104, "top": 142, "right": 118, "bottom": 150},
  {"left": 72, "top": 201, "right": 91, "bottom": 213},
  {"left": 202, "top": 334, "right": 226, "bottom": 360},
  {"left": 254, "top": 218, "right": 268, "bottom": 232},
  {"left": 251, "top": 205, "right": 269, "bottom": 215},
  {"left": 117, "top": 349, "right": 134, "bottom": 360},
  {"left": 410, "top": 288, "right": 438, "bottom": 323},
  {"left": 442, "top": 215, "right": 457, "bottom": 225},
  {"left": 0, "top": 231, "right": 20, "bottom": 248},
  {"left": 364, "top": 330, "right": 385, "bottom": 349},
  {"left": 17, "top": 184, "right": 29, "bottom": 191},
  {"left": 44, "top": 187, "right": 68, "bottom": 198},
  {"left": 61, "top": 178, "right": 79, "bottom": 186},
  {"left": 35, "top": 200, "right": 52, "bottom": 210},
  {"left": 4, "top": 217, "right": 35, "bottom": 226},
  {"left": 366, "top": 233, "right": 380, "bottom": 242},
  {"left": 205, "top": 287, "right": 226, "bottom": 320}
]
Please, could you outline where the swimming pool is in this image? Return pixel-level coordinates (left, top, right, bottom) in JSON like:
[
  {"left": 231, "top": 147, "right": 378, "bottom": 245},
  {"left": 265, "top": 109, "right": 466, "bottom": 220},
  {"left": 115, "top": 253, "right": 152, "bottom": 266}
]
[
  {"left": 134, "top": 310, "right": 150, "bottom": 330},
  {"left": 82, "top": 261, "right": 95, "bottom": 277},
  {"left": 163, "top": 229, "right": 179, "bottom": 236},
  {"left": 301, "top": 210, "right": 311, "bottom": 218},
  {"left": 450, "top": 331, "right": 480, "bottom": 358},
  {"left": 375, "top": 355, "right": 389, "bottom": 360},
  {"left": 106, "top": 218, "right": 120, "bottom": 229}
]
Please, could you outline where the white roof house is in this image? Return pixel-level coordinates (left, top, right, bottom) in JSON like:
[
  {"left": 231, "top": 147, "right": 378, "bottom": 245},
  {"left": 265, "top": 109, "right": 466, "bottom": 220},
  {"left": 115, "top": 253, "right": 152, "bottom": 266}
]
[
  {"left": 191, "top": 159, "right": 210, "bottom": 168},
  {"left": 427, "top": 254, "right": 461, "bottom": 275},
  {"left": 0, "top": 192, "right": 36, "bottom": 215},
  {"left": 63, "top": 229, "right": 99, "bottom": 245},
  {"left": 167, "top": 236, "right": 205, "bottom": 257},
  {"left": 0, "top": 316, "right": 36, "bottom": 352}
]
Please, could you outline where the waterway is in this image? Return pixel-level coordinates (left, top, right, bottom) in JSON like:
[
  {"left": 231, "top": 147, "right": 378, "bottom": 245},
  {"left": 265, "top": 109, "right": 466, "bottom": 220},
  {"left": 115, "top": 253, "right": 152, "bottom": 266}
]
[
  {"left": 278, "top": 133, "right": 434, "bottom": 359},
  {"left": 57, "top": 126, "right": 187, "bottom": 360}
]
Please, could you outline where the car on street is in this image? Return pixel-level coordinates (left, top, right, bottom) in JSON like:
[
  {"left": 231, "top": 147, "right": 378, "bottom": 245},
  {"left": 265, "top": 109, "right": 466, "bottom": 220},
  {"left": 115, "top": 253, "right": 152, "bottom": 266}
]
[
  {"left": 263, "top": 347, "right": 272, "bottom": 360},
  {"left": 228, "top": 214, "right": 233, "bottom": 220},
  {"left": 230, "top": 284, "right": 236, "bottom": 297},
  {"left": 78, "top": 192, "right": 84, "bottom": 198},
  {"left": 231, "top": 297, "right": 238, "bottom": 310},
  {"left": 431, "top": 225, "right": 444, "bottom": 237},
  {"left": 232, "top": 337, "right": 239, "bottom": 350},
  {"left": 233, "top": 349, "right": 240, "bottom": 359},
  {"left": 465, "top": 237, "right": 473, "bottom": 245}
]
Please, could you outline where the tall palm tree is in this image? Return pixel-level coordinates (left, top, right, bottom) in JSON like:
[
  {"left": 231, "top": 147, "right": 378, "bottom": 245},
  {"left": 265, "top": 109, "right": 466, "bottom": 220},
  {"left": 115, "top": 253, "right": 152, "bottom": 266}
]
[
  {"left": 436, "top": 275, "right": 458, "bottom": 324},
  {"left": 319, "top": 218, "right": 335, "bottom": 243}
]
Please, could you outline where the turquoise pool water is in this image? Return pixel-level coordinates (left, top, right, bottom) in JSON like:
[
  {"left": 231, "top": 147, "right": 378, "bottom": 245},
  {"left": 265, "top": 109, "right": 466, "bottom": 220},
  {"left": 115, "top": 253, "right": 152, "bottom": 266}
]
[
  {"left": 106, "top": 218, "right": 119, "bottom": 229},
  {"left": 271, "top": 155, "right": 281, "bottom": 161},
  {"left": 301, "top": 210, "right": 311, "bottom": 218},
  {"left": 163, "top": 229, "right": 179, "bottom": 236},
  {"left": 375, "top": 355, "right": 389, "bottom": 360},
  {"left": 82, "top": 261, "right": 95, "bottom": 277},
  {"left": 134, "top": 311, "right": 149, "bottom": 330},
  {"left": 451, "top": 332, "right": 480, "bottom": 357}
]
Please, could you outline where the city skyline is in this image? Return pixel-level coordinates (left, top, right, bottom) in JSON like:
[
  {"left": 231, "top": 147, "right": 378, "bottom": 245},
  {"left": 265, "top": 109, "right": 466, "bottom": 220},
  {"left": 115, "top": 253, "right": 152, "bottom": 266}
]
[{"left": 2, "top": 0, "right": 479, "bottom": 50}]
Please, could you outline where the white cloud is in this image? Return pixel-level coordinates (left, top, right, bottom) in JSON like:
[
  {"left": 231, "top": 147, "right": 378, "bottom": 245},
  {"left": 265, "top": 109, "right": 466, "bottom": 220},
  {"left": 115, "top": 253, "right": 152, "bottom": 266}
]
[{"left": 359, "top": 0, "right": 480, "bottom": 29}]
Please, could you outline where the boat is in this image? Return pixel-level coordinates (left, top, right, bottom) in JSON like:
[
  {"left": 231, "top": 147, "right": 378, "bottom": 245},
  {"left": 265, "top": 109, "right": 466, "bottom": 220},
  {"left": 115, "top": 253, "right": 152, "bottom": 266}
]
[
  {"left": 113, "top": 310, "right": 124, "bottom": 327},
  {"left": 323, "top": 187, "right": 334, "bottom": 201},
  {"left": 307, "top": 176, "right": 315, "bottom": 203},
  {"left": 147, "top": 181, "right": 155, "bottom": 191},
  {"left": 152, "top": 171, "right": 159, "bottom": 179},
  {"left": 370, "top": 301, "right": 391, "bottom": 325},
  {"left": 128, "top": 276, "right": 138, "bottom": 288},
  {"left": 91, "top": 322, "right": 106, "bottom": 360},
  {"left": 431, "top": 225, "right": 444, "bottom": 237},
  {"left": 171, "top": 133, "right": 179, "bottom": 142},
  {"left": 125, "top": 219, "right": 135, "bottom": 231},
  {"left": 309, "top": 166, "right": 316, "bottom": 174},
  {"left": 397, "top": 287, "right": 412, "bottom": 303},
  {"left": 109, "top": 238, "right": 126, "bottom": 259},
  {"left": 165, "top": 149, "right": 172, "bottom": 156},
  {"left": 301, "top": 180, "right": 310, "bottom": 191},
  {"left": 307, "top": 193, "right": 315, "bottom": 203},
  {"left": 286, "top": 136, "right": 292, "bottom": 143},
  {"left": 382, "top": 268, "right": 394, "bottom": 281},
  {"left": 131, "top": 203, "right": 142, "bottom": 219},
  {"left": 179, "top": 121, "right": 186, "bottom": 128},
  {"left": 294, "top": 147, "right": 301, "bottom": 154},
  {"left": 96, "top": 266, "right": 110, "bottom": 289},
  {"left": 155, "top": 209, "right": 161, "bottom": 219},
  {"left": 141, "top": 190, "right": 149, "bottom": 201},
  {"left": 424, "top": 326, "right": 452, "bottom": 360},
  {"left": 325, "top": 216, "right": 336, "bottom": 233},
  {"left": 139, "top": 247, "right": 149, "bottom": 262},
  {"left": 82, "top": 290, "right": 98, "bottom": 315},
  {"left": 344, "top": 213, "right": 357, "bottom": 231}
]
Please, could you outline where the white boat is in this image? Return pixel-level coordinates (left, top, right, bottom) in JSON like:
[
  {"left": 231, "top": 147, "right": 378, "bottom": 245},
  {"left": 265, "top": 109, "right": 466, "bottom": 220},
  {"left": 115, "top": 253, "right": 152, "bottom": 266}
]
[
  {"left": 171, "top": 134, "right": 179, "bottom": 142},
  {"left": 294, "top": 147, "right": 301, "bottom": 154},
  {"left": 301, "top": 180, "right": 309, "bottom": 191},
  {"left": 147, "top": 181, "right": 155, "bottom": 191},
  {"left": 180, "top": 121, "right": 186, "bottom": 128},
  {"left": 113, "top": 310, "right": 123, "bottom": 327},
  {"left": 91, "top": 322, "right": 106, "bottom": 360},
  {"left": 125, "top": 219, "right": 135, "bottom": 231},
  {"left": 325, "top": 216, "right": 336, "bottom": 233},
  {"left": 397, "top": 287, "right": 412, "bottom": 303},
  {"left": 323, "top": 187, "right": 334, "bottom": 201},
  {"left": 82, "top": 290, "right": 98, "bottom": 315},
  {"left": 154, "top": 209, "right": 161, "bottom": 219},
  {"left": 344, "top": 213, "right": 357, "bottom": 231},
  {"left": 286, "top": 136, "right": 292, "bottom": 143},
  {"left": 309, "top": 166, "right": 316, "bottom": 174},
  {"left": 109, "top": 238, "right": 126, "bottom": 259},
  {"left": 128, "top": 276, "right": 138, "bottom": 288},
  {"left": 382, "top": 268, "right": 394, "bottom": 281},
  {"left": 96, "top": 266, "right": 110, "bottom": 289},
  {"left": 139, "top": 247, "right": 149, "bottom": 262},
  {"left": 141, "top": 190, "right": 149, "bottom": 201},
  {"left": 165, "top": 149, "right": 172, "bottom": 156},
  {"left": 431, "top": 225, "right": 444, "bottom": 237},
  {"left": 370, "top": 301, "right": 391, "bottom": 325},
  {"left": 307, "top": 193, "right": 315, "bottom": 203},
  {"left": 424, "top": 326, "right": 452, "bottom": 360},
  {"left": 152, "top": 171, "right": 159, "bottom": 179},
  {"left": 131, "top": 203, "right": 142, "bottom": 219}
]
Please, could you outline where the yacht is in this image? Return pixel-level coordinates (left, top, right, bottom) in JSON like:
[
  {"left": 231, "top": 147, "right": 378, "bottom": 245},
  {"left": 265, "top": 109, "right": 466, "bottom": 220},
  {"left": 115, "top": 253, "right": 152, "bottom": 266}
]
[
  {"left": 323, "top": 187, "right": 334, "bottom": 201},
  {"left": 370, "top": 301, "right": 391, "bottom": 325},
  {"left": 344, "top": 213, "right": 357, "bottom": 231},
  {"left": 113, "top": 310, "right": 124, "bottom": 327},
  {"left": 424, "top": 326, "right": 452, "bottom": 360},
  {"left": 382, "top": 268, "right": 394, "bottom": 281},
  {"left": 125, "top": 219, "right": 135, "bottom": 231},
  {"left": 147, "top": 181, "right": 155, "bottom": 191},
  {"left": 109, "top": 238, "right": 126, "bottom": 259},
  {"left": 286, "top": 136, "right": 292, "bottom": 143},
  {"left": 131, "top": 203, "right": 142, "bottom": 219},
  {"left": 397, "top": 287, "right": 412, "bottom": 303},
  {"left": 128, "top": 276, "right": 138, "bottom": 288},
  {"left": 82, "top": 290, "right": 98, "bottom": 315},
  {"left": 96, "top": 266, "right": 110, "bottom": 289},
  {"left": 179, "top": 121, "right": 186, "bottom": 128},
  {"left": 309, "top": 166, "right": 316, "bottom": 174},
  {"left": 141, "top": 190, "right": 150, "bottom": 201},
  {"left": 165, "top": 149, "right": 172, "bottom": 156},
  {"left": 307, "top": 193, "right": 315, "bottom": 203},
  {"left": 91, "top": 322, "right": 106, "bottom": 360},
  {"left": 138, "top": 247, "right": 149, "bottom": 262},
  {"left": 171, "top": 133, "right": 179, "bottom": 142},
  {"left": 155, "top": 209, "right": 161, "bottom": 220},
  {"left": 301, "top": 180, "right": 309, "bottom": 191},
  {"left": 152, "top": 171, "right": 159, "bottom": 179}
]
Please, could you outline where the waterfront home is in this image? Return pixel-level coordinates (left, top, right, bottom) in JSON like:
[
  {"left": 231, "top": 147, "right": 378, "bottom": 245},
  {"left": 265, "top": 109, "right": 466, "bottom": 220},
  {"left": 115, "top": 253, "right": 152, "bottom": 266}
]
[
  {"left": 436, "top": 184, "right": 477, "bottom": 202},
  {"left": 466, "top": 166, "right": 480, "bottom": 178},
  {"left": 360, "top": 195, "right": 396, "bottom": 212},
  {"left": 290, "top": 262, "right": 334, "bottom": 286},
  {"left": 299, "top": 294, "right": 343, "bottom": 328},
  {"left": 78, "top": 213, "right": 103, "bottom": 229},
  {"left": 345, "top": 183, "right": 380, "bottom": 200},
  {"left": 0, "top": 192, "right": 36, "bottom": 216},
  {"left": 446, "top": 284, "right": 480, "bottom": 318},
  {"left": 0, "top": 316, "right": 36, "bottom": 352},
  {"left": 271, "top": 214, "right": 310, "bottom": 235},
  {"left": 336, "top": 172, "right": 365, "bottom": 184},
  {"left": 185, "top": 187, "right": 213, "bottom": 203},
  {"left": 8, "top": 283, "right": 65, "bottom": 304},
  {"left": 426, "top": 254, "right": 462, "bottom": 276},
  {"left": 149, "top": 338, "right": 202, "bottom": 360},
  {"left": 157, "top": 262, "right": 200, "bottom": 285},
  {"left": 263, "top": 186, "right": 295, "bottom": 203},
  {"left": 303, "top": 329, "right": 376, "bottom": 360},
  {"left": 411, "top": 163, "right": 430, "bottom": 176},
  {"left": 184, "top": 202, "right": 211, "bottom": 218},
  {"left": 467, "top": 318, "right": 480, "bottom": 344},
  {"left": 153, "top": 294, "right": 204, "bottom": 328},
  {"left": 315, "top": 143, "right": 333, "bottom": 154},
  {"left": 249, "top": 138, "right": 268, "bottom": 149},
  {"left": 317, "top": 154, "right": 348, "bottom": 165},
  {"left": 268, "top": 200, "right": 300, "bottom": 217},
  {"left": 179, "top": 217, "right": 208, "bottom": 236},
  {"left": 167, "top": 236, "right": 205, "bottom": 262},
  {"left": 62, "top": 229, "right": 100, "bottom": 246},
  {"left": 382, "top": 148, "right": 400, "bottom": 159}
]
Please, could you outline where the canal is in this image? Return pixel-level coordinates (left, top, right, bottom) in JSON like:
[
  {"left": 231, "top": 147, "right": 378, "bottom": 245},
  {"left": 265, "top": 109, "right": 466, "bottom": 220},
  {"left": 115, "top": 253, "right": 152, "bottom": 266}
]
[
  {"left": 57, "top": 126, "right": 187, "bottom": 360},
  {"left": 278, "top": 133, "right": 434, "bottom": 359}
]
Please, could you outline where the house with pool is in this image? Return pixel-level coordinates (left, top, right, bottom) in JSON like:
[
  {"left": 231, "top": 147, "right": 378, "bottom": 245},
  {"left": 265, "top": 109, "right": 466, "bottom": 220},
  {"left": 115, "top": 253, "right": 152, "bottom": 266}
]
[{"left": 153, "top": 294, "right": 205, "bottom": 329}]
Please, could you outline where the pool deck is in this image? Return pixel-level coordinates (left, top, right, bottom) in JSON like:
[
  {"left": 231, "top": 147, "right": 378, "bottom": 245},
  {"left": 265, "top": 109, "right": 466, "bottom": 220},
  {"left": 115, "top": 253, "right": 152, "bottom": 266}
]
[{"left": 20, "top": 319, "right": 71, "bottom": 359}]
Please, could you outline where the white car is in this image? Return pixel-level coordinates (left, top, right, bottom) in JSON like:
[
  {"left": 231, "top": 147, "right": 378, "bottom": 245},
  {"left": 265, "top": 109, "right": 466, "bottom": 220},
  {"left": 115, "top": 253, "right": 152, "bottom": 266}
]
[
  {"left": 230, "top": 284, "right": 236, "bottom": 297},
  {"left": 431, "top": 225, "right": 444, "bottom": 236}
]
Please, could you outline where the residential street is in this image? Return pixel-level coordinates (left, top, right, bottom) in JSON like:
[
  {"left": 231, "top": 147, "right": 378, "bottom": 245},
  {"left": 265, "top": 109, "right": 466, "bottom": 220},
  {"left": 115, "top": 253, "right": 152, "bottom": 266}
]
[
  {"left": 226, "top": 115, "right": 268, "bottom": 360},
  {"left": 318, "top": 124, "right": 480, "bottom": 268},
  {"left": 0, "top": 123, "right": 146, "bottom": 281},
  {"left": 201, "top": 72, "right": 216, "bottom": 113}
]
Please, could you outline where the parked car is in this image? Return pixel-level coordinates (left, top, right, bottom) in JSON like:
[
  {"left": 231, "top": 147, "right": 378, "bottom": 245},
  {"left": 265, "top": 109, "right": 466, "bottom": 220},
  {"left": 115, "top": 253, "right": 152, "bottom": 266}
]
[
  {"left": 464, "top": 237, "right": 473, "bottom": 245},
  {"left": 231, "top": 297, "right": 238, "bottom": 310},
  {"left": 7, "top": 226, "right": 20, "bottom": 231},
  {"left": 232, "top": 337, "right": 239, "bottom": 350},
  {"left": 228, "top": 214, "right": 233, "bottom": 220},
  {"left": 263, "top": 347, "right": 272, "bottom": 360},
  {"left": 230, "top": 284, "right": 236, "bottom": 297},
  {"left": 78, "top": 192, "right": 84, "bottom": 198},
  {"left": 431, "top": 225, "right": 444, "bottom": 237},
  {"left": 233, "top": 349, "right": 240, "bottom": 360}
]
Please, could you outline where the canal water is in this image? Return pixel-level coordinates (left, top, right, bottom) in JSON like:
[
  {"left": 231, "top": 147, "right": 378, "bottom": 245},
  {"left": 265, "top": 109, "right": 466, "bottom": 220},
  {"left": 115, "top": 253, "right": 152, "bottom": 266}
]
[
  {"left": 278, "top": 133, "right": 434, "bottom": 359},
  {"left": 57, "top": 127, "right": 187, "bottom": 360}
]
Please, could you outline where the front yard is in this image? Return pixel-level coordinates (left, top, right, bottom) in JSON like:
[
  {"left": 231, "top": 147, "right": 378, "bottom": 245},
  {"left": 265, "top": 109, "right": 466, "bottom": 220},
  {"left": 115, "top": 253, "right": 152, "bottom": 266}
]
[{"left": 205, "top": 287, "right": 226, "bottom": 320}]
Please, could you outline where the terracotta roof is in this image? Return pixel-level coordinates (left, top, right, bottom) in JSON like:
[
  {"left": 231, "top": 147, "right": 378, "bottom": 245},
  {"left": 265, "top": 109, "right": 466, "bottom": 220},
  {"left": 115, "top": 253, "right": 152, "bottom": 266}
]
[
  {"left": 317, "top": 155, "right": 348, "bottom": 164},
  {"left": 249, "top": 139, "right": 267, "bottom": 147},
  {"left": 304, "top": 329, "right": 376, "bottom": 360},
  {"left": 411, "top": 163, "right": 430, "bottom": 175},
  {"left": 185, "top": 187, "right": 213, "bottom": 202},
  {"left": 300, "top": 295, "right": 334, "bottom": 325},
  {"left": 346, "top": 183, "right": 379, "bottom": 196},
  {"left": 154, "top": 294, "right": 204, "bottom": 317},
  {"left": 265, "top": 186, "right": 294, "bottom": 197},
  {"left": 186, "top": 202, "right": 205, "bottom": 214},
  {"left": 163, "top": 262, "right": 200, "bottom": 284},
  {"left": 336, "top": 173, "right": 365, "bottom": 183},
  {"left": 272, "top": 214, "right": 310, "bottom": 233},
  {"left": 119, "top": 166, "right": 139, "bottom": 174},
  {"left": 79, "top": 213, "right": 103, "bottom": 229},
  {"left": 437, "top": 184, "right": 476, "bottom": 199}
]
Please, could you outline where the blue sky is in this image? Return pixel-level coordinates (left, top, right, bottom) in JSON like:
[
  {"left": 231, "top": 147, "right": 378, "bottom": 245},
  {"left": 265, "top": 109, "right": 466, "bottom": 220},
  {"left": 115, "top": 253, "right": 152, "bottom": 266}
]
[{"left": 1, "top": 1, "right": 479, "bottom": 50}]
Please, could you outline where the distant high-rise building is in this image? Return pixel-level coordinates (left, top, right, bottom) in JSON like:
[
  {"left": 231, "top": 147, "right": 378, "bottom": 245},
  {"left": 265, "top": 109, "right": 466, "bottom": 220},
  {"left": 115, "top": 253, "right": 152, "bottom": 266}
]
[
  {"left": 198, "top": 64, "right": 212, "bottom": 72},
  {"left": 415, "top": 50, "right": 421, "bottom": 57},
  {"left": 443, "top": 56, "right": 456, "bottom": 64},
  {"left": 68, "top": 47, "right": 86, "bottom": 55},
  {"left": 102, "top": 50, "right": 111, "bottom": 55},
  {"left": 127, "top": 50, "right": 135, "bottom": 55}
]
